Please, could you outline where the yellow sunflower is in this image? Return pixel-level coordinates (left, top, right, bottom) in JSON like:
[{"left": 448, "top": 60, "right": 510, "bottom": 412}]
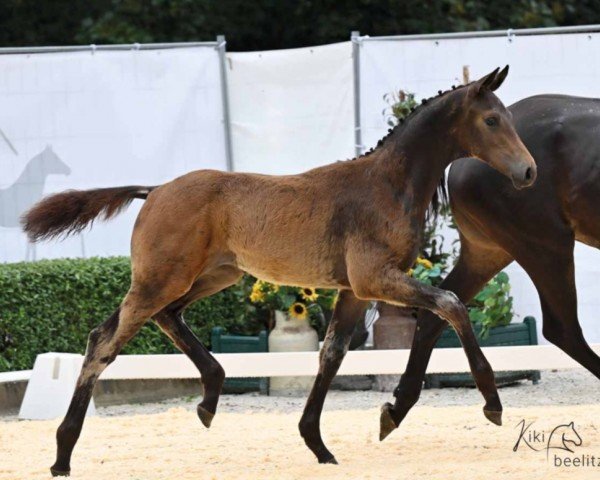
[
  {"left": 249, "top": 281, "right": 266, "bottom": 303},
  {"left": 249, "top": 289, "right": 265, "bottom": 303},
  {"left": 289, "top": 302, "right": 308, "bottom": 320},
  {"left": 300, "top": 287, "right": 319, "bottom": 302},
  {"left": 407, "top": 268, "right": 414, "bottom": 276},
  {"left": 416, "top": 257, "right": 433, "bottom": 269},
  {"left": 255, "top": 279, "right": 268, "bottom": 290}
]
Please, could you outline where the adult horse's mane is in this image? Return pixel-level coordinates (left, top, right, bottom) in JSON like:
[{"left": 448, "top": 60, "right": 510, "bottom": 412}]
[{"left": 356, "top": 81, "right": 477, "bottom": 218}]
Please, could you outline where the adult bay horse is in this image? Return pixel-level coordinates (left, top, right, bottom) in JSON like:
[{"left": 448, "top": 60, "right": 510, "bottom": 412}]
[
  {"left": 22, "top": 67, "right": 536, "bottom": 475},
  {"left": 338, "top": 94, "right": 600, "bottom": 443}
]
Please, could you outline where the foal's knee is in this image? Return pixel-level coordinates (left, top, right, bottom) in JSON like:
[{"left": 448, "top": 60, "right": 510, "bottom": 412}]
[
  {"left": 435, "top": 291, "right": 469, "bottom": 327},
  {"left": 321, "top": 334, "right": 349, "bottom": 364}
]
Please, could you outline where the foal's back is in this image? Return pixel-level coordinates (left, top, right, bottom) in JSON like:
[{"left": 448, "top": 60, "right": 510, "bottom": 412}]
[{"left": 133, "top": 155, "right": 398, "bottom": 288}]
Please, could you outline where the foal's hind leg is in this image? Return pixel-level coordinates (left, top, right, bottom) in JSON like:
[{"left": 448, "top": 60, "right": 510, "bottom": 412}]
[
  {"left": 153, "top": 265, "right": 243, "bottom": 428},
  {"left": 51, "top": 276, "right": 195, "bottom": 476},
  {"left": 299, "top": 290, "right": 368, "bottom": 464}
]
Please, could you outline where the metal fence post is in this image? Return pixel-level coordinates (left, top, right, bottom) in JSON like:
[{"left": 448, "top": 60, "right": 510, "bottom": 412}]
[
  {"left": 216, "top": 35, "right": 234, "bottom": 171},
  {"left": 351, "top": 31, "right": 363, "bottom": 157}
]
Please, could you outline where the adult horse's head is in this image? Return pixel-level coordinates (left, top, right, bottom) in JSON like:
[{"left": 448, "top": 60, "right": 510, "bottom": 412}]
[{"left": 454, "top": 66, "right": 536, "bottom": 189}]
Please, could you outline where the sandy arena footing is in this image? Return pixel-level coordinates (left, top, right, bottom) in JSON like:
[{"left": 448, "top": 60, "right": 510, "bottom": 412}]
[{"left": 1, "top": 370, "right": 598, "bottom": 480}]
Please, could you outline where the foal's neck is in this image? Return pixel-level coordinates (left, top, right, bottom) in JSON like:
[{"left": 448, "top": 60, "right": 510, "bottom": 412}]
[{"left": 372, "top": 96, "right": 463, "bottom": 216}]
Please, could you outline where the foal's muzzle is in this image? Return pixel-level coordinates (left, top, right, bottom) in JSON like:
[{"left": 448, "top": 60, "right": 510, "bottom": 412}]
[{"left": 510, "top": 162, "right": 537, "bottom": 189}]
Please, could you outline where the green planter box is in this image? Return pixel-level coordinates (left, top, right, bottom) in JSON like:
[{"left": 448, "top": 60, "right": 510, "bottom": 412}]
[
  {"left": 211, "top": 327, "right": 268, "bottom": 394},
  {"left": 424, "top": 316, "right": 541, "bottom": 388}
]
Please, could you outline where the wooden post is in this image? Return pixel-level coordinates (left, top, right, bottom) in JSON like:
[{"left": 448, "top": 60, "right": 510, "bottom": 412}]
[{"left": 462, "top": 65, "right": 470, "bottom": 85}]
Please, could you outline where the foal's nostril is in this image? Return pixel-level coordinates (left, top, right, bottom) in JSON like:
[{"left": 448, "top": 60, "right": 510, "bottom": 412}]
[{"left": 525, "top": 167, "right": 533, "bottom": 181}]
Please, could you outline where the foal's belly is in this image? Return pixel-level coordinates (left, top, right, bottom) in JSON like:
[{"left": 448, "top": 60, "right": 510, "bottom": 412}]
[{"left": 233, "top": 250, "right": 347, "bottom": 289}]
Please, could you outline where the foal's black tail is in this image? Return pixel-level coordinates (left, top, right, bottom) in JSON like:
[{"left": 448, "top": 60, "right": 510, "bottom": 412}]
[{"left": 21, "top": 185, "right": 157, "bottom": 242}]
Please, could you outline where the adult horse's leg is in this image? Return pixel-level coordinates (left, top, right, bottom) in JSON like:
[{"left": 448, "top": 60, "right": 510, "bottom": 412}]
[
  {"left": 348, "top": 248, "right": 504, "bottom": 439},
  {"left": 153, "top": 265, "right": 243, "bottom": 428},
  {"left": 299, "top": 290, "right": 369, "bottom": 464},
  {"left": 517, "top": 239, "right": 600, "bottom": 379},
  {"left": 51, "top": 272, "right": 196, "bottom": 476},
  {"left": 381, "top": 241, "right": 513, "bottom": 440}
]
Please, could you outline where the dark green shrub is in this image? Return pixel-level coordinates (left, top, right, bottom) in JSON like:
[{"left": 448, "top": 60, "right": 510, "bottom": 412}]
[
  {"left": 468, "top": 272, "right": 514, "bottom": 337},
  {"left": 0, "top": 257, "right": 260, "bottom": 372}
]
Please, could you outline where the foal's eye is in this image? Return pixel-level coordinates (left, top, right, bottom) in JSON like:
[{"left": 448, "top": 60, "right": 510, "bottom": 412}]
[{"left": 485, "top": 117, "right": 499, "bottom": 127}]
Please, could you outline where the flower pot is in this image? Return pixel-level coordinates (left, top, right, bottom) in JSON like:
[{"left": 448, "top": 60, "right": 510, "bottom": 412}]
[
  {"left": 268, "top": 310, "right": 319, "bottom": 396},
  {"left": 373, "top": 303, "right": 416, "bottom": 391}
]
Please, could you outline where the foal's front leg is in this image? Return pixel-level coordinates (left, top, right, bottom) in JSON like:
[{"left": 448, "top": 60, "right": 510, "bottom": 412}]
[
  {"left": 299, "top": 290, "right": 367, "bottom": 464},
  {"left": 348, "top": 259, "right": 503, "bottom": 441}
]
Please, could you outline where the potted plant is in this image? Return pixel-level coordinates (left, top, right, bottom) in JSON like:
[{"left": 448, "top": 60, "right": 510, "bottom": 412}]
[{"left": 248, "top": 279, "right": 336, "bottom": 395}]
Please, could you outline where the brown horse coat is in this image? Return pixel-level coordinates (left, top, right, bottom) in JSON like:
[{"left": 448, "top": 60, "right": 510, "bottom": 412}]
[{"left": 22, "top": 67, "right": 536, "bottom": 474}]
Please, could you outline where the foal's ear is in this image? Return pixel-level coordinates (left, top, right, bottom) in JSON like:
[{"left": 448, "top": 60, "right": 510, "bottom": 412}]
[
  {"left": 471, "top": 66, "right": 509, "bottom": 95},
  {"left": 487, "top": 65, "right": 509, "bottom": 91}
]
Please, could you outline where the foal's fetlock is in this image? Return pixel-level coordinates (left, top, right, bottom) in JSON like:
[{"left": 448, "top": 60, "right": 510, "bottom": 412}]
[
  {"left": 197, "top": 365, "right": 224, "bottom": 428},
  {"left": 379, "top": 402, "right": 399, "bottom": 441},
  {"left": 299, "top": 417, "right": 338, "bottom": 464}
]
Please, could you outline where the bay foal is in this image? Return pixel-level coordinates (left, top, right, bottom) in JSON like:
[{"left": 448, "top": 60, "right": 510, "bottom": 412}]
[{"left": 23, "top": 67, "right": 535, "bottom": 474}]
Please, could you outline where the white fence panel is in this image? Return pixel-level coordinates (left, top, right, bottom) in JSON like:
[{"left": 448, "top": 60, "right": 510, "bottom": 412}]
[
  {"left": 227, "top": 42, "right": 354, "bottom": 174},
  {"left": 14, "top": 344, "right": 600, "bottom": 419},
  {"left": 0, "top": 46, "right": 227, "bottom": 262},
  {"left": 103, "top": 344, "right": 600, "bottom": 380},
  {"left": 359, "top": 32, "right": 600, "bottom": 344}
]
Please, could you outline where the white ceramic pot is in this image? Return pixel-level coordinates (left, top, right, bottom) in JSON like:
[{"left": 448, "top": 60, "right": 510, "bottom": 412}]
[{"left": 268, "top": 310, "right": 319, "bottom": 396}]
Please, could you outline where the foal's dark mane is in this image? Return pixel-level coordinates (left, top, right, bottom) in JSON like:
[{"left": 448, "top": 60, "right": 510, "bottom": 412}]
[{"left": 357, "top": 82, "right": 474, "bottom": 218}]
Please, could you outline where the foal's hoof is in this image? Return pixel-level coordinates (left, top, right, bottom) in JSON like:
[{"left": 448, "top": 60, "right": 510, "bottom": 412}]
[
  {"left": 319, "top": 455, "right": 338, "bottom": 465},
  {"left": 197, "top": 404, "right": 215, "bottom": 428},
  {"left": 483, "top": 408, "right": 503, "bottom": 426},
  {"left": 50, "top": 465, "right": 70, "bottom": 477},
  {"left": 379, "top": 402, "right": 398, "bottom": 441}
]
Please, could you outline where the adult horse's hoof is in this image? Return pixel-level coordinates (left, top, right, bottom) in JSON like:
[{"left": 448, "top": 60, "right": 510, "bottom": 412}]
[
  {"left": 50, "top": 465, "right": 70, "bottom": 477},
  {"left": 319, "top": 455, "right": 338, "bottom": 465},
  {"left": 197, "top": 404, "right": 215, "bottom": 428},
  {"left": 379, "top": 402, "right": 398, "bottom": 441},
  {"left": 483, "top": 408, "right": 503, "bottom": 426}
]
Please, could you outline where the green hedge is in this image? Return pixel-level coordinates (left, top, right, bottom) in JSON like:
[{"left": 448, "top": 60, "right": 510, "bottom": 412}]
[{"left": 0, "top": 257, "right": 260, "bottom": 372}]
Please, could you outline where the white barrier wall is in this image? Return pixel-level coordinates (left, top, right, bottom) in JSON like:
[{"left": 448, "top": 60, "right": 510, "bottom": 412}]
[
  {"left": 358, "top": 31, "right": 600, "bottom": 343},
  {"left": 0, "top": 46, "right": 227, "bottom": 262},
  {"left": 0, "top": 31, "right": 597, "bottom": 343},
  {"left": 227, "top": 42, "right": 354, "bottom": 174}
]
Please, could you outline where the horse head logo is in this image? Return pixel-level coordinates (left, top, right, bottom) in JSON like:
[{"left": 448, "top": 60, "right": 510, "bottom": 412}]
[
  {"left": 0, "top": 144, "right": 71, "bottom": 229},
  {"left": 546, "top": 422, "right": 583, "bottom": 459},
  {"left": 37, "top": 145, "right": 71, "bottom": 177}
]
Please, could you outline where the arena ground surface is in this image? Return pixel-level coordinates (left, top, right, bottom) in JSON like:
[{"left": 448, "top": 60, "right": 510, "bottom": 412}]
[{"left": 1, "top": 370, "right": 598, "bottom": 480}]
